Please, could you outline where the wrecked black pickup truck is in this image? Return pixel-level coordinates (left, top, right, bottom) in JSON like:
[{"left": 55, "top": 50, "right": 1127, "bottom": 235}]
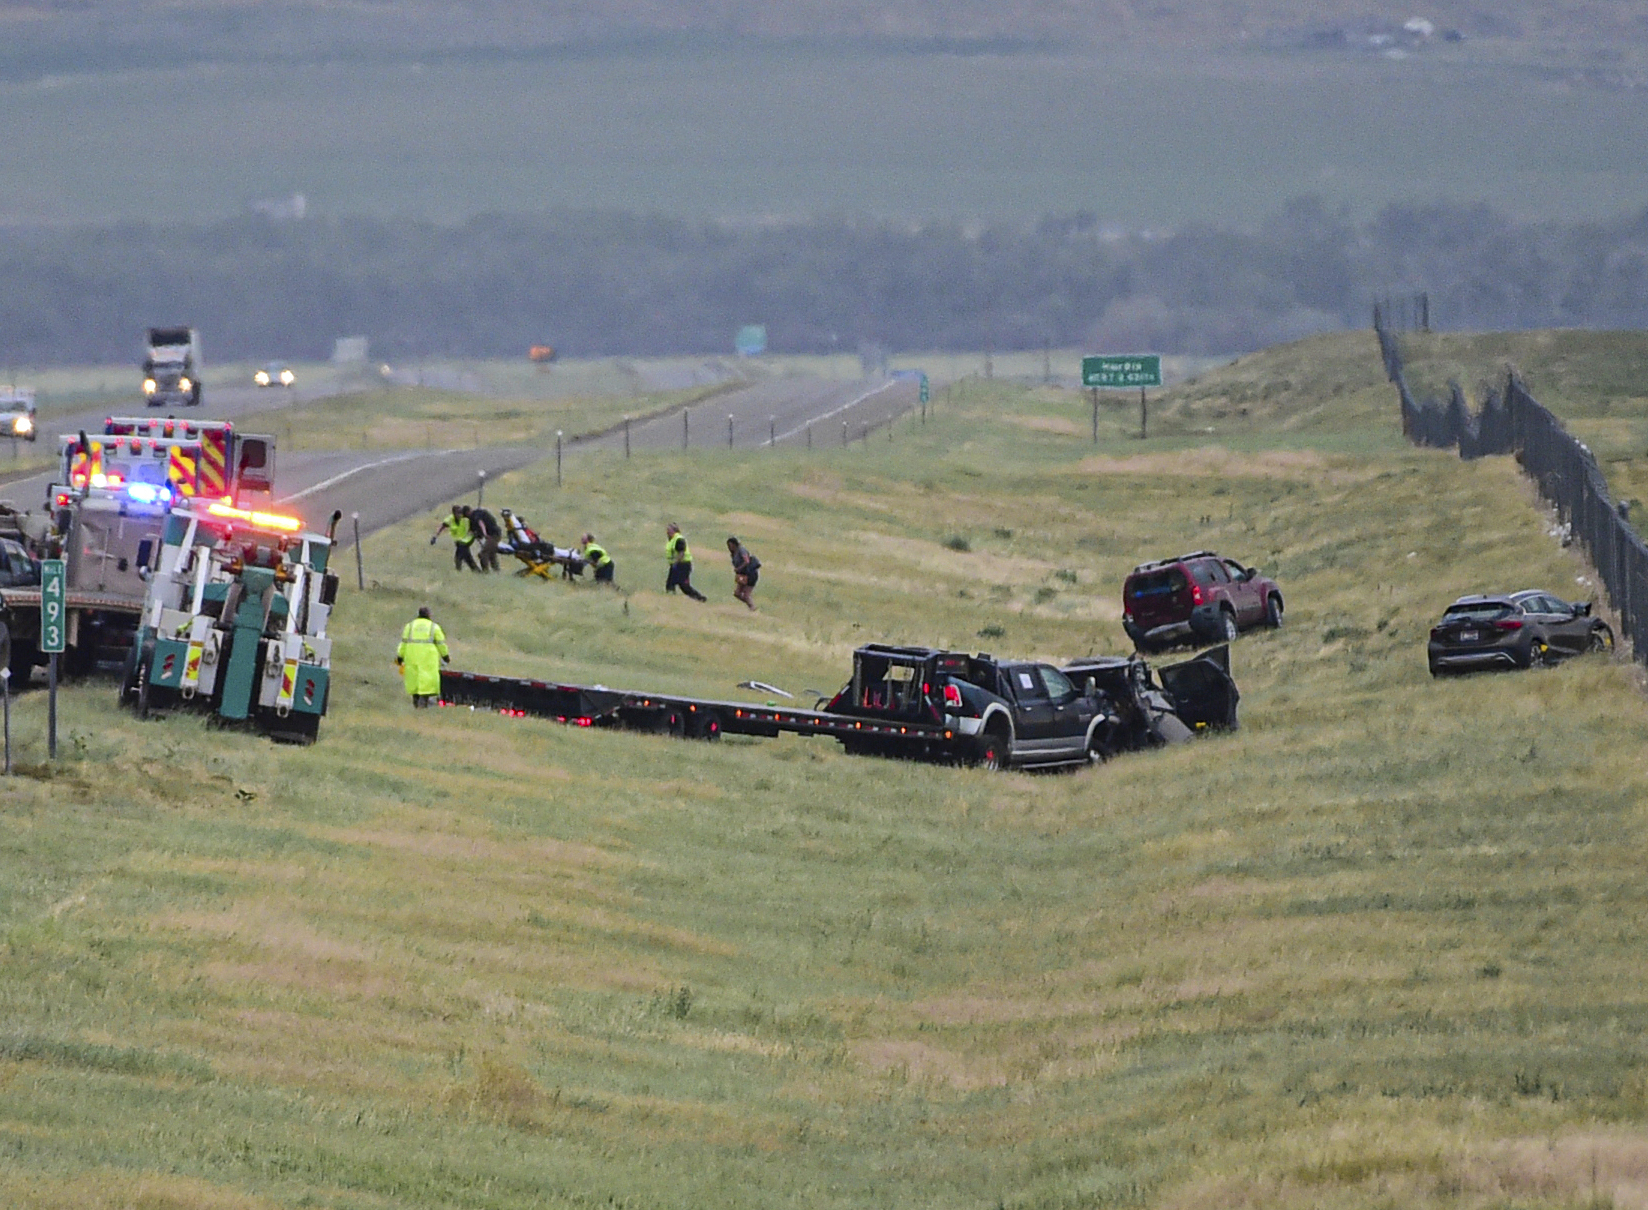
[
  {"left": 827, "top": 643, "right": 1239, "bottom": 770},
  {"left": 438, "top": 643, "right": 1239, "bottom": 772}
]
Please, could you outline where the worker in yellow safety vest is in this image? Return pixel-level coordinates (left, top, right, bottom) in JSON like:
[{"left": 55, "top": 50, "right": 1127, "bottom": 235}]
[
  {"left": 395, "top": 606, "right": 450, "bottom": 708},
  {"left": 580, "top": 534, "right": 616, "bottom": 585},
  {"left": 429, "top": 504, "right": 479, "bottom": 572},
  {"left": 663, "top": 523, "right": 706, "bottom": 601}
]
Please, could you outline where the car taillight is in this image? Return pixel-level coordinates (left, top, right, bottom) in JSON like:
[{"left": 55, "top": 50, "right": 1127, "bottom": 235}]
[
  {"left": 1190, "top": 584, "right": 1204, "bottom": 605},
  {"left": 1492, "top": 619, "right": 1523, "bottom": 631},
  {"left": 943, "top": 684, "right": 962, "bottom": 708},
  {"left": 1429, "top": 627, "right": 1443, "bottom": 640}
]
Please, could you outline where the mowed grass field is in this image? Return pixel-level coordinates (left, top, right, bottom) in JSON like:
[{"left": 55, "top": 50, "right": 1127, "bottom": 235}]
[{"left": 5, "top": 331, "right": 1648, "bottom": 1208}]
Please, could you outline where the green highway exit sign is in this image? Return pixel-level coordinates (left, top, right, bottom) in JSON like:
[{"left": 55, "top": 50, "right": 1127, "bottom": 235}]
[{"left": 1082, "top": 354, "right": 1161, "bottom": 388}]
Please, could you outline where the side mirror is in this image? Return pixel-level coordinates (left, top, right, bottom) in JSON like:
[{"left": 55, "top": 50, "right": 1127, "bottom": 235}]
[
  {"left": 1577, "top": 601, "right": 1593, "bottom": 617},
  {"left": 1238, "top": 567, "right": 1255, "bottom": 582}
]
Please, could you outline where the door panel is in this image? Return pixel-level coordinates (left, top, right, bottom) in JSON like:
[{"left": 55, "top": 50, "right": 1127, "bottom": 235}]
[{"left": 1004, "top": 666, "right": 1054, "bottom": 747}]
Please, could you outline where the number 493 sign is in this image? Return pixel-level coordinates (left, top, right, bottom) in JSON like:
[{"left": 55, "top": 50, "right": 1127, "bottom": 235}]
[{"left": 40, "top": 559, "right": 66, "bottom": 654}]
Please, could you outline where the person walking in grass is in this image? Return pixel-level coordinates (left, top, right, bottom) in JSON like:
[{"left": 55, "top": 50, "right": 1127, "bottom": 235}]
[
  {"left": 395, "top": 606, "right": 449, "bottom": 708},
  {"left": 470, "top": 504, "right": 502, "bottom": 573},
  {"left": 727, "top": 535, "right": 760, "bottom": 610},
  {"left": 663, "top": 522, "right": 706, "bottom": 601},
  {"left": 430, "top": 504, "right": 479, "bottom": 572}
]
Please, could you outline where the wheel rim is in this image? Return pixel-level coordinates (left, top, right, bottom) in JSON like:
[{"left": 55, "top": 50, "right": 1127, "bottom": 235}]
[
  {"left": 1223, "top": 613, "right": 1238, "bottom": 641},
  {"left": 980, "top": 741, "right": 1002, "bottom": 770}
]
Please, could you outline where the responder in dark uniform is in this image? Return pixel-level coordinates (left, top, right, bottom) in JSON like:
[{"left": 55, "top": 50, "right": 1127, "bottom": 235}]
[
  {"left": 581, "top": 533, "right": 615, "bottom": 585},
  {"left": 395, "top": 606, "right": 449, "bottom": 707},
  {"left": 727, "top": 535, "right": 760, "bottom": 610},
  {"left": 470, "top": 504, "right": 502, "bottom": 573},
  {"left": 430, "top": 505, "right": 479, "bottom": 572},
  {"left": 664, "top": 523, "right": 706, "bottom": 601}
]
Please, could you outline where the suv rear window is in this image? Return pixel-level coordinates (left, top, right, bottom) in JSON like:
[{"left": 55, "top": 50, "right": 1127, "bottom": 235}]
[
  {"left": 1127, "top": 569, "right": 1187, "bottom": 600},
  {"left": 1443, "top": 601, "right": 1514, "bottom": 622}
]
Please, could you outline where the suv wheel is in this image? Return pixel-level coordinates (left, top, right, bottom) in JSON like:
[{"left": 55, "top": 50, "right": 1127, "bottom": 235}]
[
  {"left": 1264, "top": 594, "right": 1283, "bottom": 629},
  {"left": 1219, "top": 609, "right": 1238, "bottom": 642}
]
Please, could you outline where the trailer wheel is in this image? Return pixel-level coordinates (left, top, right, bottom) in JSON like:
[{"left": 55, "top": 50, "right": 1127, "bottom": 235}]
[{"left": 688, "top": 710, "right": 722, "bottom": 741}]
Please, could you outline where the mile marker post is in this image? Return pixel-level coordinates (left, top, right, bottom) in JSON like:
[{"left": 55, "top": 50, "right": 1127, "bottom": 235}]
[
  {"left": 40, "top": 556, "right": 64, "bottom": 760},
  {"left": 352, "top": 512, "right": 364, "bottom": 590}
]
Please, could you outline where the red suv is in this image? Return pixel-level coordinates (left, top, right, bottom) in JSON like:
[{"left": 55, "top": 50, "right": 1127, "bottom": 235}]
[{"left": 1122, "top": 550, "right": 1283, "bottom": 651}]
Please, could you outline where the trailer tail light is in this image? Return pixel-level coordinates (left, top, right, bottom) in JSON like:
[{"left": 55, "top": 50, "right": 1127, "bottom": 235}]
[{"left": 943, "top": 684, "right": 963, "bottom": 708}]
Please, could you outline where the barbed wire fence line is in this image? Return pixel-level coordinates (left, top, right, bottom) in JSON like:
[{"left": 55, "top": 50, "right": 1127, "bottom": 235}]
[{"left": 1375, "top": 306, "right": 1648, "bottom": 664}]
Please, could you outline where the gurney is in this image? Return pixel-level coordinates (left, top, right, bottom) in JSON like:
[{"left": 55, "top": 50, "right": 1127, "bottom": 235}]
[{"left": 500, "top": 510, "right": 587, "bottom": 581}]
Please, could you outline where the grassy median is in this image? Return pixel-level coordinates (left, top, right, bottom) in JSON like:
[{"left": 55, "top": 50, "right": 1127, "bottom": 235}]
[{"left": 3, "top": 331, "right": 1648, "bottom": 1208}]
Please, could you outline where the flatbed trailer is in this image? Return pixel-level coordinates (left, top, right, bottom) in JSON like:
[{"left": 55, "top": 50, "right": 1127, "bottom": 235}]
[{"left": 439, "top": 669, "right": 966, "bottom": 757}]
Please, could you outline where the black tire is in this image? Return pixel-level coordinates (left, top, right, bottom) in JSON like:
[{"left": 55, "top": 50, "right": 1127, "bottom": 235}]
[
  {"left": 7, "top": 631, "right": 35, "bottom": 689},
  {"left": 1219, "top": 609, "right": 1239, "bottom": 643},
  {"left": 1590, "top": 623, "right": 1615, "bottom": 653},
  {"left": 973, "top": 728, "right": 1009, "bottom": 771},
  {"left": 1428, "top": 661, "right": 1445, "bottom": 678},
  {"left": 1521, "top": 639, "right": 1553, "bottom": 669},
  {"left": 1264, "top": 594, "right": 1283, "bottom": 629},
  {"left": 264, "top": 710, "right": 320, "bottom": 745},
  {"left": 136, "top": 658, "right": 152, "bottom": 719},
  {"left": 688, "top": 709, "right": 722, "bottom": 741},
  {"left": 1086, "top": 722, "right": 1118, "bottom": 765}
]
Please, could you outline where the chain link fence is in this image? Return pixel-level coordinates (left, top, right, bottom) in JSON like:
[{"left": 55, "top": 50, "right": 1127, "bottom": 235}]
[{"left": 1376, "top": 314, "right": 1648, "bottom": 663}]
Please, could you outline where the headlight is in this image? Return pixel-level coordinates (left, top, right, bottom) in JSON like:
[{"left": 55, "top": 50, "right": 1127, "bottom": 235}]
[
  {"left": 254, "top": 371, "right": 269, "bottom": 385},
  {"left": 280, "top": 369, "right": 294, "bottom": 385},
  {"left": 13, "top": 416, "right": 31, "bottom": 434},
  {"left": 143, "top": 378, "right": 157, "bottom": 393},
  {"left": 178, "top": 376, "right": 192, "bottom": 391}
]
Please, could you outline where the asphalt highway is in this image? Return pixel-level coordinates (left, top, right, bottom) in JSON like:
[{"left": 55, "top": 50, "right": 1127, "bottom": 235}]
[{"left": 4, "top": 374, "right": 920, "bottom": 547}]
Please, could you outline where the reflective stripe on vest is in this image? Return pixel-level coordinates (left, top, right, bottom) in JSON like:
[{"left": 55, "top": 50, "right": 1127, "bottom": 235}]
[
  {"left": 667, "top": 535, "right": 692, "bottom": 564},
  {"left": 402, "top": 619, "right": 440, "bottom": 643}
]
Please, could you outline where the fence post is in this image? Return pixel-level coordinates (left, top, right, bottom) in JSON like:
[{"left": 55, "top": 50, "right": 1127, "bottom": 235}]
[
  {"left": 556, "top": 432, "right": 562, "bottom": 487},
  {"left": 683, "top": 409, "right": 689, "bottom": 449},
  {"left": 352, "top": 513, "right": 364, "bottom": 590},
  {"left": 728, "top": 414, "right": 734, "bottom": 449},
  {"left": 624, "top": 416, "right": 631, "bottom": 459}
]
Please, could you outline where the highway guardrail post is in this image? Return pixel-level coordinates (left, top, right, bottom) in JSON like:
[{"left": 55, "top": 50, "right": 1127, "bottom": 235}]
[{"left": 352, "top": 513, "right": 364, "bottom": 590}]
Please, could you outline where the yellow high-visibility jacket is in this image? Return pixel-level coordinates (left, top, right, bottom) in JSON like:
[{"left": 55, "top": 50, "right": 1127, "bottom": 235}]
[{"left": 396, "top": 617, "right": 448, "bottom": 696}]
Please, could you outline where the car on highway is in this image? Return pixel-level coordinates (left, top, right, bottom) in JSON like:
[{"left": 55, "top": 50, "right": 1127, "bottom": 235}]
[
  {"left": 254, "top": 362, "right": 295, "bottom": 388},
  {"left": 1428, "top": 590, "right": 1614, "bottom": 675},
  {"left": 1122, "top": 550, "right": 1283, "bottom": 651}
]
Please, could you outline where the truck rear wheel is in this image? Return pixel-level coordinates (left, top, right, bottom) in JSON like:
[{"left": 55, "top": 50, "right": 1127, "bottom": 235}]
[
  {"left": 972, "top": 728, "right": 1009, "bottom": 771},
  {"left": 8, "top": 633, "right": 36, "bottom": 689}
]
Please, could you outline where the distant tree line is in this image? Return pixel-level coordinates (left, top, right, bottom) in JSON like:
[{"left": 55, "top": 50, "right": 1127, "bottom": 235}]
[{"left": 2, "top": 199, "right": 1647, "bottom": 365}]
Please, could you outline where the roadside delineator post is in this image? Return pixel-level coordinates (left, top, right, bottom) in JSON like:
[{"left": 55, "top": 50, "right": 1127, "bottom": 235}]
[
  {"left": 1092, "top": 388, "right": 1099, "bottom": 443},
  {"left": 728, "top": 414, "right": 735, "bottom": 449},
  {"left": 841, "top": 421, "right": 848, "bottom": 446},
  {"left": 624, "top": 417, "right": 631, "bottom": 459},
  {"left": 806, "top": 423, "right": 812, "bottom": 449},
  {"left": 352, "top": 513, "right": 364, "bottom": 590},
  {"left": 556, "top": 432, "right": 563, "bottom": 486},
  {"left": 683, "top": 409, "right": 690, "bottom": 449},
  {"left": 2, "top": 666, "right": 10, "bottom": 775},
  {"left": 477, "top": 469, "right": 486, "bottom": 507},
  {"left": 769, "top": 416, "right": 776, "bottom": 447}
]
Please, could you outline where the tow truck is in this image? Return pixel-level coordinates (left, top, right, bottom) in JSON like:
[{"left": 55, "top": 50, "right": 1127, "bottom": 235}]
[
  {"left": 0, "top": 388, "right": 37, "bottom": 443},
  {"left": 124, "top": 500, "right": 340, "bottom": 744},
  {"left": 437, "top": 643, "right": 1237, "bottom": 770},
  {"left": 0, "top": 416, "right": 276, "bottom": 681}
]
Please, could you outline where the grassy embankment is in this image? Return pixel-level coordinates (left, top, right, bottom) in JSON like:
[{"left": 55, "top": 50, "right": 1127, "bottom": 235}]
[{"left": 5, "top": 330, "right": 1648, "bottom": 1208}]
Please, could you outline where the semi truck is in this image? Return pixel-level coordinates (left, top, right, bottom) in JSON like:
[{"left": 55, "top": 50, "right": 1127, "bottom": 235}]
[
  {"left": 142, "top": 327, "right": 203, "bottom": 408},
  {"left": 0, "top": 416, "right": 276, "bottom": 682}
]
